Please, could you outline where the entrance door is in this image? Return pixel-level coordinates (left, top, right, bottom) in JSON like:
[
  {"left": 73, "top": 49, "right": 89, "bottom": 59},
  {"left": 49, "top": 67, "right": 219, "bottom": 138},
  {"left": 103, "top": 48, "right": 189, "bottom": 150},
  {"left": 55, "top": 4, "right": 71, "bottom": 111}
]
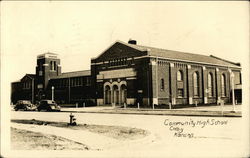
[
  {"left": 121, "top": 84, "right": 127, "bottom": 104},
  {"left": 113, "top": 85, "right": 119, "bottom": 105},
  {"left": 105, "top": 85, "right": 111, "bottom": 104}
]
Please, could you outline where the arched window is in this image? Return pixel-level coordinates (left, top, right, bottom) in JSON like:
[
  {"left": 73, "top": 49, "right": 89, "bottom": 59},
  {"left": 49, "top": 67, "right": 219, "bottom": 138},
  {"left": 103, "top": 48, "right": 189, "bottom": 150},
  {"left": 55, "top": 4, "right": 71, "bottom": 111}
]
[
  {"left": 160, "top": 78, "right": 165, "bottom": 90},
  {"left": 177, "top": 70, "right": 183, "bottom": 81},
  {"left": 221, "top": 74, "right": 226, "bottom": 97},
  {"left": 193, "top": 72, "right": 199, "bottom": 97},
  {"left": 208, "top": 73, "right": 213, "bottom": 97}
]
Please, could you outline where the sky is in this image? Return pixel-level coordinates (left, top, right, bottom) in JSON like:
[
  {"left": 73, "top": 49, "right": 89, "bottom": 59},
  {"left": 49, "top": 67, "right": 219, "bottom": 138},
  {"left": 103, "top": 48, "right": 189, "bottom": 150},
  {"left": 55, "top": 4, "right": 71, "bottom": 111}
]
[{"left": 1, "top": 1, "right": 249, "bottom": 83}]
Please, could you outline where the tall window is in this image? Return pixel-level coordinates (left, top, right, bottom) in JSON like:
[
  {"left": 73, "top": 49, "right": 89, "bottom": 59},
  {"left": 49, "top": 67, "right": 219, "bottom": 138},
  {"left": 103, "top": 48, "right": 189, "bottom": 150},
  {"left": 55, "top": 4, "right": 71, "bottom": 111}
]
[
  {"left": 193, "top": 72, "right": 199, "bottom": 97},
  {"left": 54, "top": 62, "right": 56, "bottom": 70},
  {"left": 221, "top": 74, "right": 226, "bottom": 97},
  {"left": 208, "top": 73, "right": 213, "bottom": 97},
  {"left": 178, "top": 89, "right": 184, "bottom": 97},
  {"left": 160, "top": 78, "right": 165, "bottom": 90},
  {"left": 86, "top": 77, "right": 91, "bottom": 86},
  {"left": 177, "top": 70, "right": 183, "bottom": 81},
  {"left": 50, "top": 61, "right": 56, "bottom": 71}
]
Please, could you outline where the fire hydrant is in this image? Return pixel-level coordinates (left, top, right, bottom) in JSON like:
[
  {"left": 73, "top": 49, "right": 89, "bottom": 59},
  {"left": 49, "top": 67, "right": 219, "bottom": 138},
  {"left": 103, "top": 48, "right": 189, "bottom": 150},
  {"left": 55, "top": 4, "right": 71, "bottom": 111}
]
[{"left": 68, "top": 113, "right": 77, "bottom": 126}]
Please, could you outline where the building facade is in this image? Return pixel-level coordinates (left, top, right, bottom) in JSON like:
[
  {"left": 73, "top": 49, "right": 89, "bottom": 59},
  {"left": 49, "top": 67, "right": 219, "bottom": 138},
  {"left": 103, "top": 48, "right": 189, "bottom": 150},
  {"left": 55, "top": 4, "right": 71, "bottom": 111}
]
[{"left": 11, "top": 40, "right": 242, "bottom": 107}]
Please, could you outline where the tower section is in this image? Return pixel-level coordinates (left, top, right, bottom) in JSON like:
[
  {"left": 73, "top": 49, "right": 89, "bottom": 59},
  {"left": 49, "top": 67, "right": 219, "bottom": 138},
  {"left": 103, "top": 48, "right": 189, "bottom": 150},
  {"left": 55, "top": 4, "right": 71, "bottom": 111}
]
[{"left": 35, "top": 52, "right": 61, "bottom": 100}]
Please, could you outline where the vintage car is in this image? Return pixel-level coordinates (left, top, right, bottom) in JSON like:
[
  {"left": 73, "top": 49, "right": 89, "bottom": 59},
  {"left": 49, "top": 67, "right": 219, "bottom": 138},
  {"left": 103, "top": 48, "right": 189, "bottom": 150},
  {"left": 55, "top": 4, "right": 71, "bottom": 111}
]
[
  {"left": 37, "top": 100, "right": 61, "bottom": 112},
  {"left": 14, "top": 100, "right": 37, "bottom": 111}
]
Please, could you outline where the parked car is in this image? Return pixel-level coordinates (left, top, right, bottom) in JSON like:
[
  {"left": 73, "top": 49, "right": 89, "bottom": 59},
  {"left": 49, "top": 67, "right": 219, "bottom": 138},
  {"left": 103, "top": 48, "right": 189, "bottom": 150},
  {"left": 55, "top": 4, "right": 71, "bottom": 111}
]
[
  {"left": 37, "top": 100, "right": 61, "bottom": 112},
  {"left": 14, "top": 100, "right": 37, "bottom": 111}
]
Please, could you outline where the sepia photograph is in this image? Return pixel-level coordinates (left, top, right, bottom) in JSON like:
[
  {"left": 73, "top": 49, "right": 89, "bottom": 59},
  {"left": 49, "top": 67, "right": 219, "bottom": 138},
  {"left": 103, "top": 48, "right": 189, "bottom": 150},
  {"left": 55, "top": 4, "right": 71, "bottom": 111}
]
[{"left": 1, "top": 1, "right": 249, "bottom": 158}]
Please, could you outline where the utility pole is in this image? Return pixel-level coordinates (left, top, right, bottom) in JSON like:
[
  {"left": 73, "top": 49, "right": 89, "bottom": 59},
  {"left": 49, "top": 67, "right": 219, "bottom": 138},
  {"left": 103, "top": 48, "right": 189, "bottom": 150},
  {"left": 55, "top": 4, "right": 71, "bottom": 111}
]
[
  {"left": 32, "top": 78, "right": 34, "bottom": 103},
  {"left": 231, "top": 72, "right": 235, "bottom": 112}
]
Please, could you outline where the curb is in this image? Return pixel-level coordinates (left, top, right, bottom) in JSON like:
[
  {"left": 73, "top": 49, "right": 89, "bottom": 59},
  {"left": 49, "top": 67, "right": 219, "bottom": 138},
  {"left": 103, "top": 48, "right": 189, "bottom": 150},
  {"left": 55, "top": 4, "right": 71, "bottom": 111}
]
[{"left": 60, "top": 109, "right": 242, "bottom": 117}]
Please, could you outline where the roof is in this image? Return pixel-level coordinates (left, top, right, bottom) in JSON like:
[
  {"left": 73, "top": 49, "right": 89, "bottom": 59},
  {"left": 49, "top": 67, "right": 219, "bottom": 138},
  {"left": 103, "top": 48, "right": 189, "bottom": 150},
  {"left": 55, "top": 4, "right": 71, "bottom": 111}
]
[
  {"left": 50, "top": 70, "right": 91, "bottom": 79},
  {"left": 117, "top": 40, "right": 241, "bottom": 68},
  {"left": 37, "top": 52, "right": 58, "bottom": 59},
  {"left": 20, "top": 74, "right": 36, "bottom": 81},
  {"left": 37, "top": 52, "right": 58, "bottom": 56},
  {"left": 26, "top": 74, "right": 36, "bottom": 79}
]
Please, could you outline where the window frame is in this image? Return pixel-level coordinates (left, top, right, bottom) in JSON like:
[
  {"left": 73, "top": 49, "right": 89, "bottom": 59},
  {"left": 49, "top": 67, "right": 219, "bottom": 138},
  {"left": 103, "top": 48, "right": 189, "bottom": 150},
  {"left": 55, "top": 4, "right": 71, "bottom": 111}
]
[
  {"left": 160, "top": 78, "right": 165, "bottom": 91},
  {"left": 177, "top": 88, "right": 184, "bottom": 98},
  {"left": 207, "top": 73, "right": 213, "bottom": 97},
  {"left": 177, "top": 70, "right": 183, "bottom": 81},
  {"left": 193, "top": 71, "right": 199, "bottom": 97},
  {"left": 221, "top": 74, "right": 226, "bottom": 97}
]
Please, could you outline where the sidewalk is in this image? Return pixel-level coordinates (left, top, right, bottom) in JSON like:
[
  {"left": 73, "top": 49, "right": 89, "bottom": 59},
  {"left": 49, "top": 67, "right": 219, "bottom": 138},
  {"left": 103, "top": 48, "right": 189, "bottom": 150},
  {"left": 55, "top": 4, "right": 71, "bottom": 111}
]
[{"left": 61, "top": 104, "right": 242, "bottom": 117}]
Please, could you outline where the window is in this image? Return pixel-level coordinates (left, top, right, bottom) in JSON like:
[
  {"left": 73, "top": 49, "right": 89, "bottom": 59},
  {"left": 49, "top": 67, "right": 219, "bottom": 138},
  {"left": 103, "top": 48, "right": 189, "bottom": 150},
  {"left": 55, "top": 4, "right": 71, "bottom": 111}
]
[
  {"left": 108, "top": 57, "right": 129, "bottom": 67},
  {"left": 39, "top": 71, "right": 43, "bottom": 76},
  {"left": 221, "top": 74, "right": 226, "bottom": 97},
  {"left": 178, "top": 89, "right": 184, "bottom": 97},
  {"left": 160, "top": 78, "right": 165, "bottom": 90},
  {"left": 177, "top": 70, "right": 183, "bottom": 81},
  {"left": 50, "top": 61, "right": 53, "bottom": 70},
  {"left": 86, "top": 77, "right": 91, "bottom": 86},
  {"left": 39, "top": 63, "right": 43, "bottom": 70},
  {"left": 23, "top": 82, "right": 26, "bottom": 89},
  {"left": 76, "top": 79, "right": 79, "bottom": 86},
  {"left": 50, "top": 61, "right": 56, "bottom": 71},
  {"left": 23, "top": 82, "right": 30, "bottom": 89},
  {"left": 193, "top": 72, "right": 199, "bottom": 97},
  {"left": 79, "top": 77, "right": 83, "bottom": 86},
  {"left": 208, "top": 73, "right": 213, "bottom": 97},
  {"left": 70, "top": 78, "right": 74, "bottom": 87},
  {"left": 54, "top": 62, "right": 56, "bottom": 71}
]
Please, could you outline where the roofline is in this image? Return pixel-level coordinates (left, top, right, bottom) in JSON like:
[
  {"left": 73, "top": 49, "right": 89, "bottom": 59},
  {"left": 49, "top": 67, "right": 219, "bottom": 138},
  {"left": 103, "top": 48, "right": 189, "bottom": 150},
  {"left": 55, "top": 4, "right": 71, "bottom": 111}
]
[
  {"left": 91, "top": 40, "right": 241, "bottom": 68},
  {"left": 11, "top": 81, "right": 21, "bottom": 84},
  {"left": 62, "top": 70, "right": 90, "bottom": 74},
  {"left": 50, "top": 70, "right": 91, "bottom": 79},
  {"left": 210, "top": 55, "right": 241, "bottom": 66},
  {"left": 117, "top": 40, "right": 146, "bottom": 52},
  {"left": 50, "top": 74, "right": 91, "bottom": 80},
  {"left": 20, "top": 74, "right": 35, "bottom": 80},
  {"left": 91, "top": 40, "right": 119, "bottom": 60},
  {"left": 37, "top": 52, "right": 58, "bottom": 56},
  {"left": 91, "top": 54, "right": 241, "bottom": 69},
  {"left": 37, "top": 52, "right": 59, "bottom": 59},
  {"left": 91, "top": 40, "right": 146, "bottom": 61},
  {"left": 147, "top": 55, "right": 241, "bottom": 69}
]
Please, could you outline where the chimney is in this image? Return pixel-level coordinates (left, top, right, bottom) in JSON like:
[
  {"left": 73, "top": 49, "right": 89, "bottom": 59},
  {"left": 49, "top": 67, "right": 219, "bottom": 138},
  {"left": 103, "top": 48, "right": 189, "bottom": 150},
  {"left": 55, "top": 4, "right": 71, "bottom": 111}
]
[{"left": 128, "top": 39, "right": 137, "bottom": 45}]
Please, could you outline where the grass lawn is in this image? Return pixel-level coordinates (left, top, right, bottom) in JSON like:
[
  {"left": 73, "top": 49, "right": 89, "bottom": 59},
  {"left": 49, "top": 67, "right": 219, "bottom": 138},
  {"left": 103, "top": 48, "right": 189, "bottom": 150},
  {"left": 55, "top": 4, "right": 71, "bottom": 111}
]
[
  {"left": 12, "top": 119, "right": 149, "bottom": 140},
  {"left": 11, "top": 127, "right": 89, "bottom": 150}
]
